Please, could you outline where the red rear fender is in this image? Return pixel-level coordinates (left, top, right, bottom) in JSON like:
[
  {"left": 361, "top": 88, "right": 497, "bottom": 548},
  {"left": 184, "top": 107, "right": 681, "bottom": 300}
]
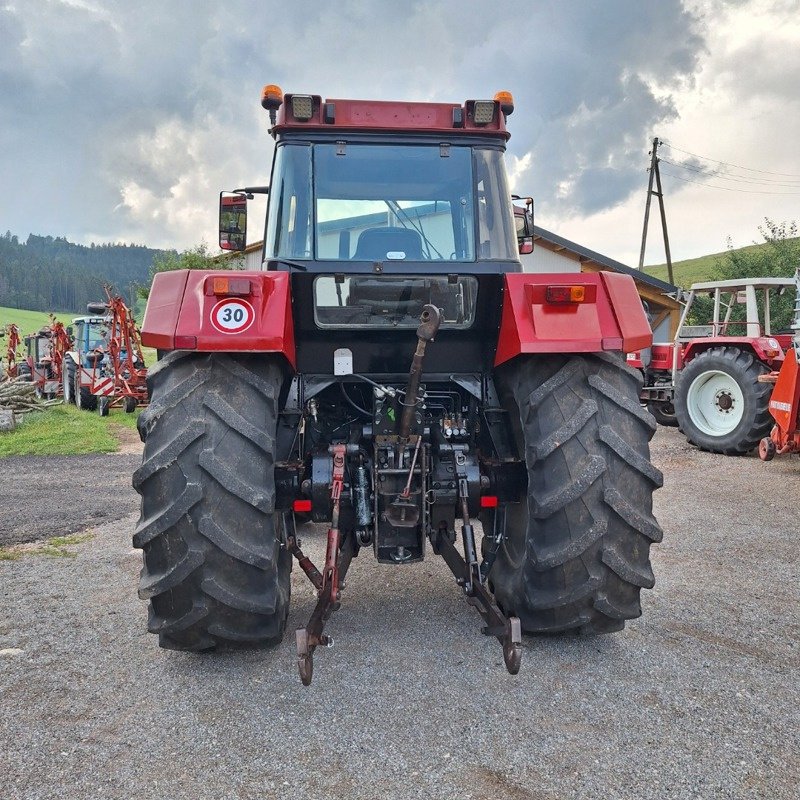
[
  {"left": 495, "top": 272, "right": 652, "bottom": 366},
  {"left": 141, "top": 270, "right": 296, "bottom": 369}
]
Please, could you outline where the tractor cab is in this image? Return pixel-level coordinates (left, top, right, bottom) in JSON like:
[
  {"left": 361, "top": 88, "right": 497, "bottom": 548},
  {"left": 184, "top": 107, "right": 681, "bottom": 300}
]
[
  {"left": 22, "top": 330, "right": 60, "bottom": 397},
  {"left": 70, "top": 316, "right": 108, "bottom": 366}
]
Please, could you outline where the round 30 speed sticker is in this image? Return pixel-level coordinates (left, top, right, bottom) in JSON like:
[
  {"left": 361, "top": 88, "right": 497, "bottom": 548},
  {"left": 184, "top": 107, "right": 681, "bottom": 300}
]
[{"left": 210, "top": 298, "right": 256, "bottom": 334}]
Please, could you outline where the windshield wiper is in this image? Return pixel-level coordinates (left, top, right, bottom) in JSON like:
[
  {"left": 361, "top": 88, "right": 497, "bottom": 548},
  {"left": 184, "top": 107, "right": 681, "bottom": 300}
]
[{"left": 266, "top": 257, "right": 309, "bottom": 272}]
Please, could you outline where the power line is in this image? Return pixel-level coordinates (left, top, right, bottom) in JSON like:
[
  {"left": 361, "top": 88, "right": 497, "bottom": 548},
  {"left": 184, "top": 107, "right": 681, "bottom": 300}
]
[
  {"left": 661, "top": 141, "right": 800, "bottom": 179},
  {"left": 660, "top": 158, "right": 800, "bottom": 188},
  {"left": 659, "top": 166, "right": 800, "bottom": 195}
]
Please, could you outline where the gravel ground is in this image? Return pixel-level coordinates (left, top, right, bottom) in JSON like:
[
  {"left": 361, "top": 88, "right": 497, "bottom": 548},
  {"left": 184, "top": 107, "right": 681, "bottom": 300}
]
[
  {"left": 0, "top": 450, "right": 143, "bottom": 547},
  {"left": 0, "top": 426, "right": 798, "bottom": 800}
]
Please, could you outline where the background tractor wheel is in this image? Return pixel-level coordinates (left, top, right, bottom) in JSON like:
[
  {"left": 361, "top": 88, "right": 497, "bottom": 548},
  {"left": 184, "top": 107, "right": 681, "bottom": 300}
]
[
  {"left": 122, "top": 396, "right": 137, "bottom": 413},
  {"left": 133, "top": 351, "right": 291, "bottom": 651},
  {"left": 63, "top": 357, "right": 75, "bottom": 405},
  {"left": 74, "top": 369, "right": 97, "bottom": 411},
  {"left": 17, "top": 362, "right": 31, "bottom": 381},
  {"left": 484, "top": 352, "right": 663, "bottom": 635},
  {"left": 674, "top": 346, "right": 772, "bottom": 454},
  {"left": 98, "top": 396, "right": 110, "bottom": 416},
  {"left": 647, "top": 400, "right": 678, "bottom": 427}
]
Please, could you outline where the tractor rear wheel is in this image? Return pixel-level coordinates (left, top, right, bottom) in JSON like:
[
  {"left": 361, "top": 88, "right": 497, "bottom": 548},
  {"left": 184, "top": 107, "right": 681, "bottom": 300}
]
[
  {"left": 74, "top": 369, "right": 97, "bottom": 411},
  {"left": 674, "top": 346, "right": 772, "bottom": 454},
  {"left": 63, "top": 357, "right": 75, "bottom": 404},
  {"left": 133, "top": 351, "right": 291, "bottom": 650},
  {"left": 485, "top": 352, "right": 663, "bottom": 635}
]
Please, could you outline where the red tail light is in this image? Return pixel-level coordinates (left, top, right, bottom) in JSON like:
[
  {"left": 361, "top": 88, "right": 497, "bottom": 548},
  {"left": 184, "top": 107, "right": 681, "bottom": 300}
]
[
  {"left": 545, "top": 285, "right": 586, "bottom": 304},
  {"left": 211, "top": 277, "right": 251, "bottom": 296}
]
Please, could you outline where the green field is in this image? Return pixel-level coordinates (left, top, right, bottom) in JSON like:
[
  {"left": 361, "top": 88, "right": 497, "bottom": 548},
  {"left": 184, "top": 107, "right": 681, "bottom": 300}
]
[
  {"left": 1, "top": 304, "right": 156, "bottom": 366},
  {"left": 0, "top": 404, "right": 141, "bottom": 457},
  {"left": 645, "top": 238, "right": 800, "bottom": 288},
  {"left": 0, "top": 306, "right": 75, "bottom": 335}
]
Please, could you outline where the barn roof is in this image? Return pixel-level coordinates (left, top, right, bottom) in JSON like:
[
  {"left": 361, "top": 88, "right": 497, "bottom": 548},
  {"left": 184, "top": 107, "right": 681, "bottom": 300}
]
[{"left": 532, "top": 225, "right": 679, "bottom": 295}]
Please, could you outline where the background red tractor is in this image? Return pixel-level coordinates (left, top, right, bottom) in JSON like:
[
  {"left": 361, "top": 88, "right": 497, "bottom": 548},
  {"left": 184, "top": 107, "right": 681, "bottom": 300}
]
[
  {"left": 18, "top": 316, "right": 72, "bottom": 399},
  {"left": 631, "top": 277, "right": 795, "bottom": 454},
  {"left": 133, "top": 88, "right": 662, "bottom": 684}
]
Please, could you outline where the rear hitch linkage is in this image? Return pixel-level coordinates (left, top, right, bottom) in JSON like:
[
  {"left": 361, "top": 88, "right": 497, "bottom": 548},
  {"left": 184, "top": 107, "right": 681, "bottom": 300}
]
[
  {"left": 292, "top": 443, "right": 355, "bottom": 686},
  {"left": 431, "top": 473, "right": 522, "bottom": 675},
  {"left": 288, "top": 305, "right": 522, "bottom": 685}
]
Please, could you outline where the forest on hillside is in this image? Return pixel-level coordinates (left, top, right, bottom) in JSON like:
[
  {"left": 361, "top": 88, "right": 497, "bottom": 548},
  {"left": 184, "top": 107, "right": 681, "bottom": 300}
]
[{"left": 0, "top": 231, "right": 173, "bottom": 313}]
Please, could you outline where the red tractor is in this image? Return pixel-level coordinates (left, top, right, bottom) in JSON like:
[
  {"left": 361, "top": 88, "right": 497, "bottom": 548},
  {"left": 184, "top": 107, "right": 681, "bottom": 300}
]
[
  {"left": 19, "top": 317, "right": 72, "bottom": 399},
  {"left": 631, "top": 277, "right": 796, "bottom": 454},
  {"left": 134, "top": 87, "right": 661, "bottom": 684}
]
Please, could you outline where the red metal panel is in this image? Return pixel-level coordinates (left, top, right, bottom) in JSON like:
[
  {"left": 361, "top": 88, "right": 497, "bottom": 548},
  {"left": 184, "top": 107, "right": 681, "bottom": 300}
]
[
  {"left": 599, "top": 271, "right": 653, "bottom": 352},
  {"left": 494, "top": 273, "right": 653, "bottom": 366},
  {"left": 768, "top": 347, "right": 800, "bottom": 434},
  {"left": 140, "top": 270, "right": 190, "bottom": 350},
  {"left": 683, "top": 336, "right": 784, "bottom": 367},
  {"left": 141, "top": 270, "right": 296, "bottom": 368}
]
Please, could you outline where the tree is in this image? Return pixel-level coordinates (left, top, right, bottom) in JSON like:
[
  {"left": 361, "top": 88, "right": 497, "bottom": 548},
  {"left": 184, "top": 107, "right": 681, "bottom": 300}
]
[
  {"left": 137, "top": 243, "right": 244, "bottom": 299},
  {"left": 688, "top": 219, "right": 800, "bottom": 332}
]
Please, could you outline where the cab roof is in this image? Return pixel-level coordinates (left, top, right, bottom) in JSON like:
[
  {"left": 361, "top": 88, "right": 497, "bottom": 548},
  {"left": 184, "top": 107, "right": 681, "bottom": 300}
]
[{"left": 272, "top": 95, "right": 511, "bottom": 140}]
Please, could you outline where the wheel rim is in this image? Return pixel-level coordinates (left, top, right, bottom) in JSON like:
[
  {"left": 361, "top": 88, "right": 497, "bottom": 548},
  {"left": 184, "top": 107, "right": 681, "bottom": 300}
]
[{"left": 686, "top": 369, "right": 745, "bottom": 436}]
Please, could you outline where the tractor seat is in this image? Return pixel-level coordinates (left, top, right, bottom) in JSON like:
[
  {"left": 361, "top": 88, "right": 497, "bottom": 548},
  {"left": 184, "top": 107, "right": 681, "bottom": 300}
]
[{"left": 353, "top": 227, "right": 424, "bottom": 261}]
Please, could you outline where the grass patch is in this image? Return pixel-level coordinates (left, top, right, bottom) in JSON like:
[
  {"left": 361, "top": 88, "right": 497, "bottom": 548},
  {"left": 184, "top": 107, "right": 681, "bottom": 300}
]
[
  {"left": 0, "top": 532, "right": 94, "bottom": 561},
  {"left": 0, "top": 306, "right": 74, "bottom": 336},
  {"left": 0, "top": 404, "right": 119, "bottom": 457},
  {"left": 141, "top": 346, "right": 157, "bottom": 367},
  {"left": 109, "top": 408, "right": 143, "bottom": 430}
]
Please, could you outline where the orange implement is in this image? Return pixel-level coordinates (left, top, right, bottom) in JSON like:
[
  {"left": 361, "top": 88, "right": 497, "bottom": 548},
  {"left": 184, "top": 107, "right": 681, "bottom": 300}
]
[{"left": 759, "top": 348, "right": 800, "bottom": 460}]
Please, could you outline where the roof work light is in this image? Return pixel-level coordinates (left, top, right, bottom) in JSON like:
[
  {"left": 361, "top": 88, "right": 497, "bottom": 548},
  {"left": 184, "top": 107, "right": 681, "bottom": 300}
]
[
  {"left": 291, "top": 94, "right": 314, "bottom": 121},
  {"left": 472, "top": 100, "right": 496, "bottom": 125}
]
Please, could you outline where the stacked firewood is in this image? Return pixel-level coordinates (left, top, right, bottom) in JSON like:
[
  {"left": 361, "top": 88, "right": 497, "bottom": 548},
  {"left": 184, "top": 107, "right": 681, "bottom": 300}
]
[{"left": 0, "top": 378, "right": 60, "bottom": 415}]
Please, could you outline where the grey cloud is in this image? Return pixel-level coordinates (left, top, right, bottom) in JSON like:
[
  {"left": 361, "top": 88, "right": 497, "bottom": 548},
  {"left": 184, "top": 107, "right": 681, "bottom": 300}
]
[{"left": 0, "top": 0, "right": 706, "bottom": 246}]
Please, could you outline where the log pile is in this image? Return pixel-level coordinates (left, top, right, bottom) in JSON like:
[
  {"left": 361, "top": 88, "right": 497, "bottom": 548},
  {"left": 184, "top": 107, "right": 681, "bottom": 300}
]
[{"left": 0, "top": 378, "right": 60, "bottom": 416}]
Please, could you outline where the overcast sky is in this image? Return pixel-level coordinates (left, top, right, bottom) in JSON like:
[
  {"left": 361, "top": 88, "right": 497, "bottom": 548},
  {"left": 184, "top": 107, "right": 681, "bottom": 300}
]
[{"left": 2, "top": 0, "right": 799, "bottom": 266}]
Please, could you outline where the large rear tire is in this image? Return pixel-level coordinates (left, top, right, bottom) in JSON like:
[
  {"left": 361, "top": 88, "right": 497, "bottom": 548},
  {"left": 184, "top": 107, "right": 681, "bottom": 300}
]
[
  {"left": 485, "top": 352, "right": 663, "bottom": 635},
  {"left": 674, "top": 346, "right": 772, "bottom": 454},
  {"left": 74, "top": 368, "right": 97, "bottom": 411},
  {"left": 133, "top": 351, "right": 291, "bottom": 650},
  {"left": 63, "top": 357, "right": 75, "bottom": 405}
]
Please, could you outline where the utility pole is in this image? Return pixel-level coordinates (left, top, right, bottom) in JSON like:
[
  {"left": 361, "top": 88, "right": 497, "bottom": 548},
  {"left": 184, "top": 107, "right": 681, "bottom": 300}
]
[{"left": 638, "top": 137, "right": 674, "bottom": 285}]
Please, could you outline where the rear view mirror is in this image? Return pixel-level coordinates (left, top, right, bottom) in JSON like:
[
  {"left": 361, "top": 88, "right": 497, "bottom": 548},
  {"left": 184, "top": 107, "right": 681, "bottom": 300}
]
[
  {"left": 518, "top": 237, "right": 533, "bottom": 255},
  {"left": 219, "top": 192, "right": 248, "bottom": 252},
  {"left": 513, "top": 195, "right": 534, "bottom": 255}
]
